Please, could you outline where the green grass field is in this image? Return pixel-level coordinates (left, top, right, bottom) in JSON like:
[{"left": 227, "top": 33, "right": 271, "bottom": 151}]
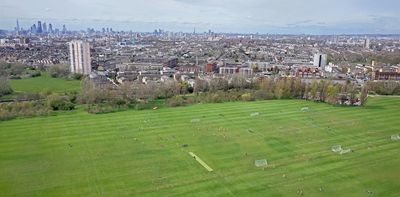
[
  {"left": 1, "top": 97, "right": 400, "bottom": 196},
  {"left": 10, "top": 73, "right": 81, "bottom": 93}
]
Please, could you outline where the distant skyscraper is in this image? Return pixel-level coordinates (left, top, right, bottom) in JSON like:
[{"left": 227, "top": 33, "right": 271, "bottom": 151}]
[
  {"left": 43, "top": 22, "right": 47, "bottom": 33},
  {"left": 48, "top": 23, "right": 53, "bottom": 33},
  {"left": 37, "top": 21, "right": 42, "bottom": 33},
  {"left": 16, "top": 19, "right": 20, "bottom": 32},
  {"left": 313, "top": 54, "right": 327, "bottom": 68},
  {"left": 31, "top": 24, "right": 37, "bottom": 34},
  {"left": 69, "top": 40, "right": 91, "bottom": 75},
  {"left": 62, "top": 24, "right": 67, "bottom": 34}
]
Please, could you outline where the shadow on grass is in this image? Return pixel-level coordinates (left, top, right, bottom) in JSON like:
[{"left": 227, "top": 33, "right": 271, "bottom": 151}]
[{"left": 363, "top": 105, "right": 385, "bottom": 110}]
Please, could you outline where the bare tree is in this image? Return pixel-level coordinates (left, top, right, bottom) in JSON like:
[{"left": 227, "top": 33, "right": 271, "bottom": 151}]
[
  {"left": 194, "top": 78, "right": 208, "bottom": 94},
  {"left": 360, "top": 87, "right": 369, "bottom": 106},
  {"left": 209, "top": 78, "right": 229, "bottom": 92},
  {"left": 0, "top": 77, "right": 13, "bottom": 96},
  {"left": 48, "top": 64, "right": 70, "bottom": 78},
  {"left": 292, "top": 78, "right": 304, "bottom": 99},
  {"left": 158, "top": 81, "right": 180, "bottom": 98},
  {"left": 230, "top": 75, "right": 248, "bottom": 89}
]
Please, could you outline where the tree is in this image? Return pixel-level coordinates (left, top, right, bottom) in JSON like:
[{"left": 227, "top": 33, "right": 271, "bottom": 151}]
[
  {"left": 318, "top": 80, "right": 330, "bottom": 102},
  {"left": 209, "top": 78, "right": 229, "bottom": 92},
  {"left": 194, "top": 78, "right": 208, "bottom": 94},
  {"left": 0, "top": 61, "right": 25, "bottom": 77},
  {"left": 309, "top": 80, "right": 319, "bottom": 100},
  {"left": 303, "top": 82, "right": 311, "bottom": 99},
  {"left": 78, "top": 78, "right": 98, "bottom": 104},
  {"left": 9, "top": 63, "right": 25, "bottom": 76},
  {"left": 348, "top": 84, "right": 358, "bottom": 105},
  {"left": 135, "top": 82, "right": 157, "bottom": 101},
  {"left": 360, "top": 87, "right": 369, "bottom": 106},
  {"left": 180, "top": 81, "right": 190, "bottom": 95},
  {"left": 383, "top": 81, "right": 398, "bottom": 95},
  {"left": 0, "top": 61, "right": 9, "bottom": 77},
  {"left": 325, "top": 84, "right": 340, "bottom": 104},
  {"left": 292, "top": 78, "right": 304, "bottom": 99},
  {"left": 230, "top": 75, "right": 248, "bottom": 90},
  {"left": 366, "top": 81, "right": 400, "bottom": 95},
  {"left": 282, "top": 78, "right": 292, "bottom": 99},
  {"left": 118, "top": 82, "right": 136, "bottom": 103},
  {"left": 157, "top": 81, "right": 180, "bottom": 99},
  {"left": 274, "top": 79, "right": 285, "bottom": 99},
  {"left": 48, "top": 64, "right": 70, "bottom": 78},
  {"left": 78, "top": 78, "right": 114, "bottom": 104},
  {"left": 0, "top": 77, "right": 13, "bottom": 96},
  {"left": 255, "top": 78, "right": 274, "bottom": 100}
]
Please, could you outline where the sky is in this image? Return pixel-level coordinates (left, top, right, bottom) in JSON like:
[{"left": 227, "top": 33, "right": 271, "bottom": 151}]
[{"left": 1, "top": 0, "right": 400, "bottom": 34}]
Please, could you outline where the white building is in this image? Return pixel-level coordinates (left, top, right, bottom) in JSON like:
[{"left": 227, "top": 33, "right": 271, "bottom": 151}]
[
  {"left": 69, "top": 40, "right": 91, "bottom": 75},
  {"left": 219, "top": 67, "right": 237, "bottom": 75},
  {"left": 239, "top": 68, "right": 253, "bottom": 76},
  {"left": 364, "top": 38, "right": 370, "bottom": 49},
  {"left": 313, "top": 54, "right": 327, "bottom": 68}
]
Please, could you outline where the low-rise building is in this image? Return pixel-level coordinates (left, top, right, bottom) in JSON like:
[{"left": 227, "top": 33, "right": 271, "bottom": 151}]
[
  {"left": 219, "top": 67, "right": 238, "bottom": 75},
  {"left": 372, "top": 71, "right": 400, "bottom": 81}
]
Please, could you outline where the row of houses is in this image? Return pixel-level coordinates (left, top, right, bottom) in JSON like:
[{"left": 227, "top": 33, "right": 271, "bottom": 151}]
[
  {"left": 372, "top": 71, "right": 400, "bottom": 81},
  {"left": 107, "top": 60, "right": 400, "bottom": 88}
]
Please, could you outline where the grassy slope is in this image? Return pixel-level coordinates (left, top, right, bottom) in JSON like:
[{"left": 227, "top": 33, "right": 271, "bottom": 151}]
[
  {"left": 0, "top": 97, "right": 399, "bottom": 196},
  {"left": 10, "top": 73, "right": 81, "bottom": 93}
]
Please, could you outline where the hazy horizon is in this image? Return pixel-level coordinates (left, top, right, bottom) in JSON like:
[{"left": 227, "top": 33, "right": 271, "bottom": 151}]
[{"left": 1, "top": 0, "right": 400, "bottom": 34}]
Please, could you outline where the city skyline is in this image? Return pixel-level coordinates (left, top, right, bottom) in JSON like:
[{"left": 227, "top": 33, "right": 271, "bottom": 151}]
[{"left": 1, "top": 0, "right": 400, "bottom": 34}]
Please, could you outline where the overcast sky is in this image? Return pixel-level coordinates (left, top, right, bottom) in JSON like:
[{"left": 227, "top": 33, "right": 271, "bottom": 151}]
[{"left": 1, "top": 0, "right": 400, "bottom": 34}]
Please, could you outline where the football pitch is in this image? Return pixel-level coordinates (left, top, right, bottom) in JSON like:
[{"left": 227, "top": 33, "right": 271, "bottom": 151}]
[{"left": 0, "top": 97, "right": 399, "bottom": 196}]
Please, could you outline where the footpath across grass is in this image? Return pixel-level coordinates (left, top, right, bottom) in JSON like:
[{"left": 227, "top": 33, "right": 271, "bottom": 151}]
[{"left": 0, "top": 97, "right": 399, "bottom": 196}]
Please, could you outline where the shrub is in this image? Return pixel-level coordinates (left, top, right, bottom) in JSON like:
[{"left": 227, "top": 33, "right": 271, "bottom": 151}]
[
  {"left": 86, "top": 104, "right": 119, "bottom": 114},
  {"left": 46, "top": 95, "right": 75, "bottom": 111},
  {"left": 9, "top": 76, "right": 21, "bottom": 80},
  {"left": 134, "top": 102, "right": 154, "bottom": 110},
  {"left": 0, "top": 101, "right": 51, "bottom": 121},
  {"left": 209, "top": 93, "right": 223, "bottom": 103},
  {"left": 114, "top": 98, "right": 127, "bottom": 107},
  {"left": 70, "top": 73, "right": 84, "bottom": 80},
  {"left": 29, "top": 70, "right": 41, "bottom": 78},
  {"left": 16, "top": 92, "right": 41, "bottom": 101},
  {"left": 241, "top": 93, "right": 254, "bottom": 101},
  {"left": 166, "top": 96, "right": 186, "bottom": 107}
]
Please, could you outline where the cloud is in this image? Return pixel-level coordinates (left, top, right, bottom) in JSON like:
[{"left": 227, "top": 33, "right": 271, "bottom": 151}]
[{"left": 286, "top": 20, "right": 314, "bottom": 27}]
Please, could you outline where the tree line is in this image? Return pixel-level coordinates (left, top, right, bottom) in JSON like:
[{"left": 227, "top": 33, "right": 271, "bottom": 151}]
[
  {"left": 75, "top": 75, "right": 369, "bottom": 114},
  {"left": 366, "top": 81, "right": 400, "bottom": 95},
  {"left": 2, "top": 62, "right": 399, "bottom": 121}
]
